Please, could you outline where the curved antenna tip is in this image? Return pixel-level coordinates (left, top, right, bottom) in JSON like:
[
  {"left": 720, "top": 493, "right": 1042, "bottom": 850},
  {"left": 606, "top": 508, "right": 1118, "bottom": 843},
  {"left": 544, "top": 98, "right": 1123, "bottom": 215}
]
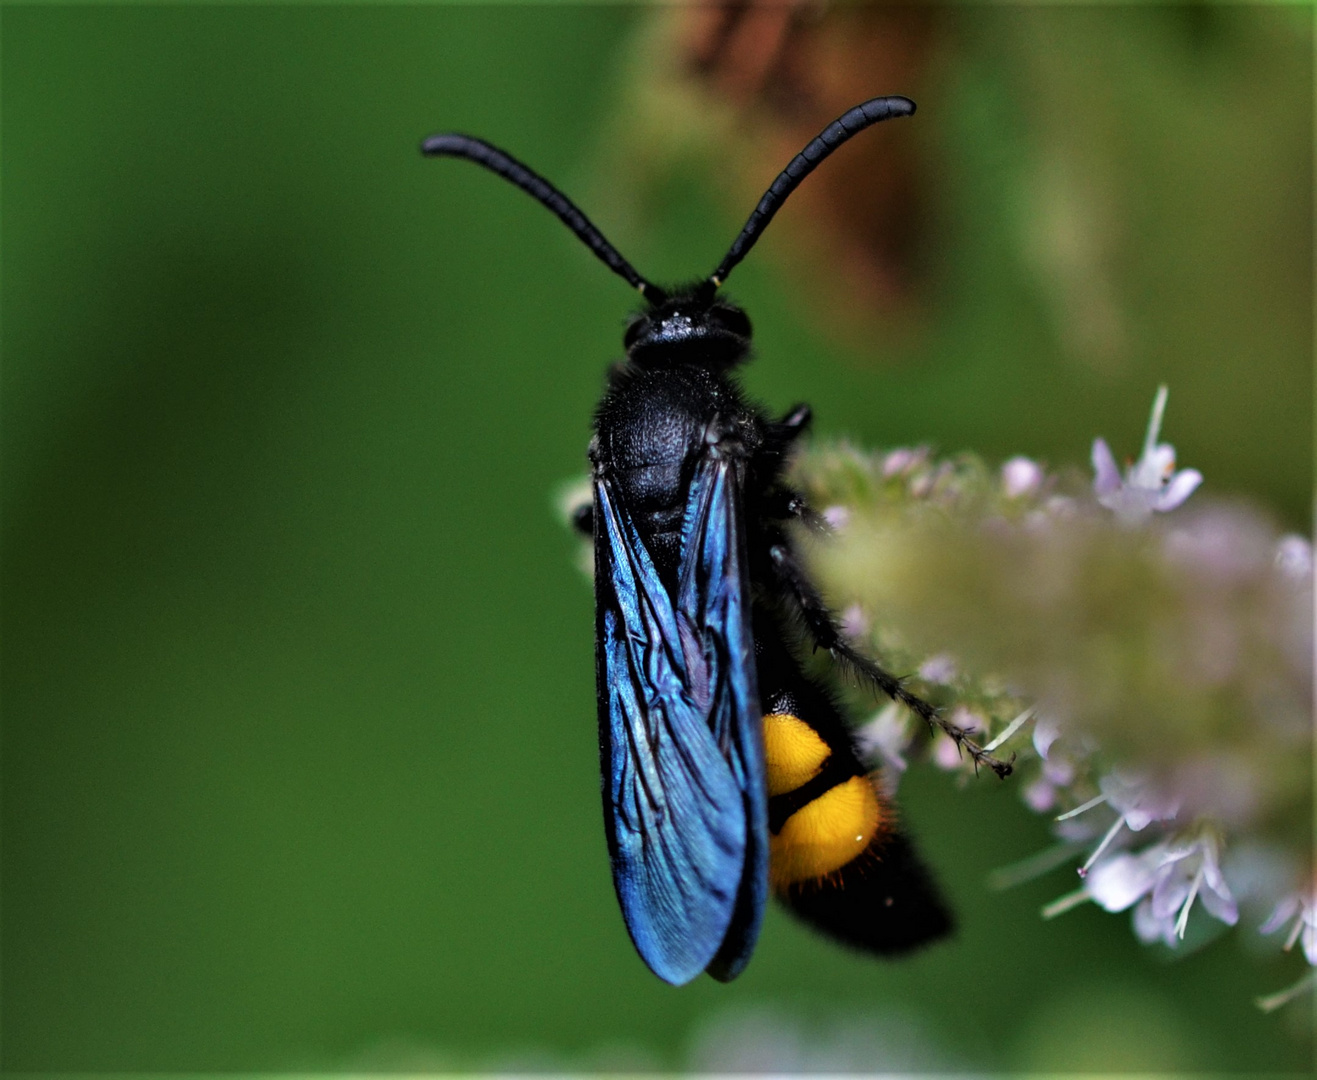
[
  {"left": 709, "top": 95, "right": 918, "bottom": 288},
  {"left": 421, "top": 132, "right": 660, "bottom": 299},
  {"left": 421, "top": 133, "right": 462, "bottom": 156}
]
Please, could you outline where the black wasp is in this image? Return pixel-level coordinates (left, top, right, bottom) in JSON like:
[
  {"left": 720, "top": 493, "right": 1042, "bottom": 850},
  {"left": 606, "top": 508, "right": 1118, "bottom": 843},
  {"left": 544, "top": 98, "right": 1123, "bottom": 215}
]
[{"left": 423, "top": 96, "right": 1011, "bottom": 985}]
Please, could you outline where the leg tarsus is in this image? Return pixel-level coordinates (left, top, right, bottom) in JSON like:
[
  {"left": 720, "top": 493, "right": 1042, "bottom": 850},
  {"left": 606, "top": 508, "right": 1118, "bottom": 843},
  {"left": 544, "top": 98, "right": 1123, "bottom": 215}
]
[
  {"left": 779, "top": 403, "right": 812, "bottom": 437},
  {"left": 766, "top": 487, "right": 829, "bottom": 533}
]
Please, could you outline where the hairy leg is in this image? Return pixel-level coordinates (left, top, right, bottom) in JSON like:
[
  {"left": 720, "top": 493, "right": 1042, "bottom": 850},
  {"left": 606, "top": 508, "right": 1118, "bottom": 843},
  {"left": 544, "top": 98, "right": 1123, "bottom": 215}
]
[{"left": 767, "top": 541, "right": 1014, "bottom": 778}]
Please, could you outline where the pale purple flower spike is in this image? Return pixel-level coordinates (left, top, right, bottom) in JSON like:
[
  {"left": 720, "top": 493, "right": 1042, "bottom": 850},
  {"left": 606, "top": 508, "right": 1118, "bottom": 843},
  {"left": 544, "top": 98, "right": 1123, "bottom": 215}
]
[
  {"left": 791, "top": 393, "right": 1308, "bottom": 1005},
  {"left": 1092, "top": 385, "right": 1202, "bottom": 523}
]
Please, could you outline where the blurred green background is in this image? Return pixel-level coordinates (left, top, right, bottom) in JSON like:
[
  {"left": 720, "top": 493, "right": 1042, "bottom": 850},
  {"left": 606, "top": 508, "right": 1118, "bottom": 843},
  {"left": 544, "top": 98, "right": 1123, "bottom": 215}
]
[{"left": 2, "top": 4, "right": 1311, "bottom": 1072}]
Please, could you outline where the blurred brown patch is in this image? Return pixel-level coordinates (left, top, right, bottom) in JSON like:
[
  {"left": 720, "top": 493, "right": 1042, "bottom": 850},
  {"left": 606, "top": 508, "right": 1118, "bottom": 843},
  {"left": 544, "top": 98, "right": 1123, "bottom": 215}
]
[{"left": 675, "top": 2, "right": 937, "bottom": 336}]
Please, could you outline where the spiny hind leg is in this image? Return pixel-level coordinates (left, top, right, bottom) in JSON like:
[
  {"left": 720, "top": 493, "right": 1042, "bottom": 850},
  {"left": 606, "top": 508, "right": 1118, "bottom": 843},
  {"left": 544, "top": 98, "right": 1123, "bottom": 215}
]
[{"left": 766, "top": 541, "right": 1014, "bottom": 778}]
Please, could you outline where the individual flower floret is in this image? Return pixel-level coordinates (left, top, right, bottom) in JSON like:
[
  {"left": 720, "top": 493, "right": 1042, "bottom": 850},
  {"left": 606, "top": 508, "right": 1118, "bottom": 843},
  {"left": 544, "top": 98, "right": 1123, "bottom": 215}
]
[
  {"left": 822, "top": 505, "right": 851, "bottom": 532},
  {"left": 1100, "top": 770, "right": 1182, "bottom": 833},
  {"left": 1261, "top": 889, "right": 1317, "bottom": 965},
  {"left": 1020, "top": 716, "right": 1086, "bottom": 814},
  {"left": 1092, "top": 385, "right": 1202, "bottom": 523},
  {"left": 1000, "top": 456, "right": 1044, "bottom": 499},
  {"left": 881, "top": 445, "right": 929, "bottom": 477},
  {"left": 1083, "top": 848, "right": 1163, "bottom": 912},
  {"left": 1083, "top": 832, "right": 1238, "bottom": 944},
  {"left": 1274, "top": 534, "right": 1313, "bottom": 580},
  {"left": 1051, "top": 770, "right": 1184, "bottom": 878},
  {"left": 856, "top": 701, "right": 911, "bottom": 789},
  {"left": 917, "top": 654, "right": 957, "bottom": 685},
  {"left": 839, "top": 602, "right": 868, "bottom": 639}
]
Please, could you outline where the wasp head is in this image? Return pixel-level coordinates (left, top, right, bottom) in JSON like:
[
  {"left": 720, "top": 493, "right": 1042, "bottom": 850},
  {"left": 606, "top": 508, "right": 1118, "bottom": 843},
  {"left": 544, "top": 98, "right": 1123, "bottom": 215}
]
[{"left": 623, "top": 284, "right": 752, "bottom": 369}]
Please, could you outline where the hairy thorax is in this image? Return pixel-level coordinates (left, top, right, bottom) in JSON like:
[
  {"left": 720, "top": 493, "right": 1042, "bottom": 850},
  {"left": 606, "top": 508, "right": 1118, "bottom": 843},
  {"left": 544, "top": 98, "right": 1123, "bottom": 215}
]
[{"left": 594, "top": 364, "right": 750, "bottom": 583}]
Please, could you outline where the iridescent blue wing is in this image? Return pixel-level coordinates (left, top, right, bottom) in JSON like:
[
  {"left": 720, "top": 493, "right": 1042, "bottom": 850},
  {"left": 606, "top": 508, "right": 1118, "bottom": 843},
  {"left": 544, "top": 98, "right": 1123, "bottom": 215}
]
[
  {"left": 674, "top": 455, "right": 767, "bottom": 982},
  {"left": 594, "top": 455, "right": 765, "bottom": 985}
]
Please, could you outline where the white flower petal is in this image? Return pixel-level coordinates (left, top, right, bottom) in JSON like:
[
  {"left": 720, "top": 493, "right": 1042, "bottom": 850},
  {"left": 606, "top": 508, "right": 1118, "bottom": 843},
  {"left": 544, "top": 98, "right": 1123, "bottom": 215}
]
[
  {"left": 932, "top": 734, "right": 963, "bottom": 770},
  {"left": 1126, "top": 791, "right": 1182, "bottom": 831},
  {"left": 1042, "top": 756, "right": 1075, "bottom": 786},
  {"left": 822, "top": 505, "right": 851, "bottom": 532},
  {"left": 855, "top": 703, "right": 910, "bottom": 775},
  {"left": 1001, "top": 456, "right": 1043, "bottom": 498},
  {"left": 1130, "top": 444, "right": 1176, "bottom": 491},
  {"left": 1087, "top": 853, "right": 1156, "bottom": 912},
  {"left": 1151, "top": 866, "right": 1192, "bottom": 919},
  {"left": 882, "top": 447, "right": 926, "bottom": 477},
  {"left": 1261, "top": 896, "right": 1300, "bottom": 935},
  {"left": 1199, "top": 842, "right": 1229, "bottom": 893},
  {"left": 1198, "top": 882, "right": 1238, "bottom": 926},
  {"left": 1024, "top": 779, "right": 1056, "bottom": 813},
  {"left": 1154, "top": 468, "right": 1203, "bottom": 512},
  {"left": 1275, "top": 535, "right": 1313, "bottom": 579},
  {"left": 839, "top": 602, "right": 868, "bottom": 638},
  {"left": 1091, "top": 438, "right": 1122, "bottom": 496},
  {"left": 1133, "top": 896, "right": 1178, "bottom": 946},
  {"left": 1100, "top": 772, "right": 1180, "bottom": 831},
  {"left": 1033, "top": 716, "right": 1061, "bottom": 759},
  {"left": 1154, "top": 840, "right": 1201, "bottom": 866},
  {"left": 917, "top": 653, "right": 956, "bottom": 684}
]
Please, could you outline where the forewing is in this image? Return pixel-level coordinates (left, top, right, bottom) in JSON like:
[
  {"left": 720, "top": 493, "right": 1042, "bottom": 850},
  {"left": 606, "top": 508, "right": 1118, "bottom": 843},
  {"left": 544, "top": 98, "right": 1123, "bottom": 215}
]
[
  {"left": 594, "top": 475, "right": 745, "bottom": 986},
  {"left": 675, "top": 455, "right": 767, "bottom": 981}
]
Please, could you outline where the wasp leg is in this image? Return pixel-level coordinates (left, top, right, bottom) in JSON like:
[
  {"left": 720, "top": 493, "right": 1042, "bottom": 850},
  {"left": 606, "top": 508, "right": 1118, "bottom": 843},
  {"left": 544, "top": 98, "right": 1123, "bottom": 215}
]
[
  {"left": 779, "top": 403, "right": 813, "bottom": 440},
  {"left": 767, "top": 542, "right": 1014, "bottom": 778},
  {"left": 758, "top": 403, "right": 824, "bottom": 526},
  {"left": 571, "top": 502, "right": 594, "bottom": 537},
  {"left": 765, "top": 487, "right": 829, "bottom": 533}
]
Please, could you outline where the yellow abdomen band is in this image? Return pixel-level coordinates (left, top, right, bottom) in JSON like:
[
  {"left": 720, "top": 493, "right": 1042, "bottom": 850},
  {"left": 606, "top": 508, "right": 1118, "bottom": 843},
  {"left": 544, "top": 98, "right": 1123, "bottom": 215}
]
[
  {"left": 762, "top": 712, "right": 830, "bottom": 796},
  {"left": 769, "top": 776, "right": 882, "bottom": 888}
]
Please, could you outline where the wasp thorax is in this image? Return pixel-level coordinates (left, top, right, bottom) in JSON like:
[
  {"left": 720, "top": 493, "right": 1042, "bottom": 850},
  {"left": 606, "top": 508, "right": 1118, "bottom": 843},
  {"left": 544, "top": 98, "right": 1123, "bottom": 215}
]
[{"left": 624, "top": 294, "right": 752, "bottom": 368}]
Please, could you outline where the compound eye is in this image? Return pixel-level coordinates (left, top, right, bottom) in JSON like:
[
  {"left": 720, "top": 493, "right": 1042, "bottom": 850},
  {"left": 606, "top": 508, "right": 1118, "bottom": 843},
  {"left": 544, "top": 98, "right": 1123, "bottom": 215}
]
[
  {"left": 711, "top": 305, "right": 752, "bottom": 340},
  {"left": 623, "top": 316, "right": 648, "bottom": 351}
]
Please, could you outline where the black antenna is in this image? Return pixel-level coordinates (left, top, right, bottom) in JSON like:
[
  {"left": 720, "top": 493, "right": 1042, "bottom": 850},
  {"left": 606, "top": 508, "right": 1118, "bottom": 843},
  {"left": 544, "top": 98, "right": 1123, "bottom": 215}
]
[
  {"left": 422, "top": 133, "right": 667, "bottom": 306},
  {"left": 707, "top": 95, "right": 916, "bottom": 289}
]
